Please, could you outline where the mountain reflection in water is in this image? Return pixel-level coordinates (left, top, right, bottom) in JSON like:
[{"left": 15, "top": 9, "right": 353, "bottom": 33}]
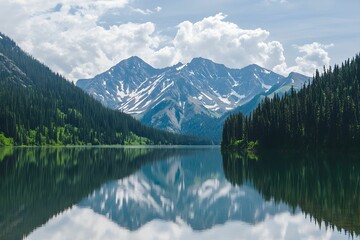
[
  {"left": 0, "top": 146, "right": 358, "bottom": 240},
  {"left": 222, "top": 149, "right": 360, "bottom": 238}
]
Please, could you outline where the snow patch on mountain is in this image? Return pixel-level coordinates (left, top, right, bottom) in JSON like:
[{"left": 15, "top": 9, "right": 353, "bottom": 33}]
[
  {"left": 77, "top": 57, "right": 306, "bottom": 136},
  {"left": 176, "top": 64, "right": 187, "bottom": 71}
]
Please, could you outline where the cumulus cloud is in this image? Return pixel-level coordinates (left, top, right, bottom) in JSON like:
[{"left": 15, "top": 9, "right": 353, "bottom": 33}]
[
  {"left": 274, "top": 42, "right": 334, "bottom": 76},
  {"left": 155, "top": 15, "right": 332, "bottom": 78},
  {"left": 0, "top": 4, "right": 332, "bottom": 81},
  {"left": 0, "top": 0, "right": 164, "bottom": 81},
  {"left": 151, "top": 13, "right": 287, "bottom": 72}
]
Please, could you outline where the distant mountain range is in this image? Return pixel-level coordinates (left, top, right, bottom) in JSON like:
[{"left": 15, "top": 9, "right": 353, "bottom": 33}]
[{"left": 77, "top": 57, "right": 310, "bottom": 143}]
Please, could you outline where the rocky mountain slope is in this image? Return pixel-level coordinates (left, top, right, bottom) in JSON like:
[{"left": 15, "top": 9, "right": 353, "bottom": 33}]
[
  {"left": 77, "top": 57, "right": 310, "bottom": 142},
  {"left": 0, "top": 32, "right": 205, "bottom": 146}
]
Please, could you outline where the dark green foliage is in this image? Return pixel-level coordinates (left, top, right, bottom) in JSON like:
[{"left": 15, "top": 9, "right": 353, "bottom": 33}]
[
  {"left": 0, "top": 33, "right": 208, "bottom": 145},
  {"left": 222, "top": 150, "right": 360, "bottom": 237},
  {"left": 222, "top": 54, "right": 360, "bottom": 149},
  {"left": 0, "top": 147, "right": 186, "bottom": 239}
]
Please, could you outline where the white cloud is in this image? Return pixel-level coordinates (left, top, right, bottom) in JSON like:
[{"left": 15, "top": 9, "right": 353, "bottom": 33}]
[
  {"left": 151, "top": 13, "right": 287, "bottom": 72},
  {"left": 130, "top": 6, "right": 163, "bottom": 15},
  {"left": 27, "top": 206, "right": 351, "bottom": 240},
  {"left": 274, "top": 42, "right": 334, "bottom": 76},
  {"left": 0, "top": 0, "right": 164, "bottom": 81},
  {"left": 6, "top": 0, "right": 129, "bottom": 17},
  {"left": 131, "top": 7, "right": 153, "bottom": 15},
  {"left": 0, "top": 3, "right": 333, "bottom": 81}
]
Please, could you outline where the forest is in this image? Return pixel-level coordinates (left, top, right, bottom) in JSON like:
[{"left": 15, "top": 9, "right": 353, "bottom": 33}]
[
  {"left": 222, "top": 150, "right": 360, "bottom": 237},
  {"left": 0, "top": 147, "right": 187, "bottom": 239},
  {"left": 0, "top": 33, "right": 208, "bottom": 146},
  {"left": 222, "top": 53, "right": 360, "bottom": 149}
]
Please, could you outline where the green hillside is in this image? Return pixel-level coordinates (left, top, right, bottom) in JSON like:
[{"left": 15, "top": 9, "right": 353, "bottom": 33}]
[
  {"left": 222, "top": 53, "right": 360, "bottom": 149},
  {"left": 0, "top": 33, "right": 208, "bottom": 146}
]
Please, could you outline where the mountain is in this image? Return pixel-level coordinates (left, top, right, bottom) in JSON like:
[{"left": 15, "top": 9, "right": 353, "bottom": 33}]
[
  {"left": 0, "top": 147, "right": 190, "bottom": 240},
  {"left": 79, "top": 148, "right": 292, "bottom": 231},
  {"left": 222, "top": 53, "right": 360, "bottom": 149},
  {"left": 0, "top": 52, "right": 33, "bottom": 87},
  {"left": 0, "top": 33, "right": 208, "bottom": 145},
  {"left": 77, "top": 57, "right": 309, "bottom": 142},
  {"left": 229, "top": 72, "right": 311, "bottom": 116},
  {"left": 77, "top": 57, "right": 283, "bottom": 118},
  {"left": 196, "top": 72, "right": 311, "bottom": 142}
]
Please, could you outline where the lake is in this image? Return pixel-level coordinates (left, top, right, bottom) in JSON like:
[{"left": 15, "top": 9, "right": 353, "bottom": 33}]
[{"left": 0, "top": 146, "right": 359, "bottom": 240}]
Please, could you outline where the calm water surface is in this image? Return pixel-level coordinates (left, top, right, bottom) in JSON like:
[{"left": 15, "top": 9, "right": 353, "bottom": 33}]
[{"left": 0, "top": 146, "right": 359, "bottom": 240}]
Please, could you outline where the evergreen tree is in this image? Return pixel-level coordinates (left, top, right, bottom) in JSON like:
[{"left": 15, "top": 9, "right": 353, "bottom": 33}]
[
  {"left": 222, "top": 53, "right": 360, "bottom": 149},
  {"left": 0, "top": 33, "right": 209, "bottom": 146}
]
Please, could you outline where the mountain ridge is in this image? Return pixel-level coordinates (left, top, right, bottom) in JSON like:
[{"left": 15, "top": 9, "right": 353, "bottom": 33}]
[
  {"left": 77, "top": 56, "right": 310, "bottom": 142},
  {"left": 0, "top": 33, "right": 207, "bottom": 145},
  {"left": 222, "top": 53, "right": 360, "bottom": 149}
]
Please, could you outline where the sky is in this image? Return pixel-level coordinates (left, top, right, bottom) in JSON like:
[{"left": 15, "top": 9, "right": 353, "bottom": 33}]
[{"left": 0, "top": 0, "right": 359, "bottom": 82}]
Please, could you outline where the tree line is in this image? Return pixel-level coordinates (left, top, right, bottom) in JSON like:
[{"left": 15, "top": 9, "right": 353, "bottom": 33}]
[
  {"left": 222, "top": 53, "right": 360, "bottom": 149},
  {"left": 0, "top": 33, "right": 208, "bottom": 146},
  {"left": 222, "top": 150, "right": 360, "bottom": 237}
]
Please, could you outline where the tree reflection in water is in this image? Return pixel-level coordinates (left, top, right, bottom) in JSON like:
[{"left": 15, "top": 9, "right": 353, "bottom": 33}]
[
  {"left": 0, "top": 147, "right": 186, "bottom": 240},
  {"left": 222, "top": 149, "right": 360, "bottom": 237}
]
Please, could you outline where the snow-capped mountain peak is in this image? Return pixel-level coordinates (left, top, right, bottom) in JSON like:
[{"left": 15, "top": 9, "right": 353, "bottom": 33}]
[{"left": 77, "top": 56, "right": 308, "bottom": 136}]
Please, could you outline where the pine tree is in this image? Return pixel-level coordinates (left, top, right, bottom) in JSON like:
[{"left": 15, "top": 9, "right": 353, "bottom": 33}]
[{"left": 222, "top": 53, "right": 360, "bottom": 149}]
